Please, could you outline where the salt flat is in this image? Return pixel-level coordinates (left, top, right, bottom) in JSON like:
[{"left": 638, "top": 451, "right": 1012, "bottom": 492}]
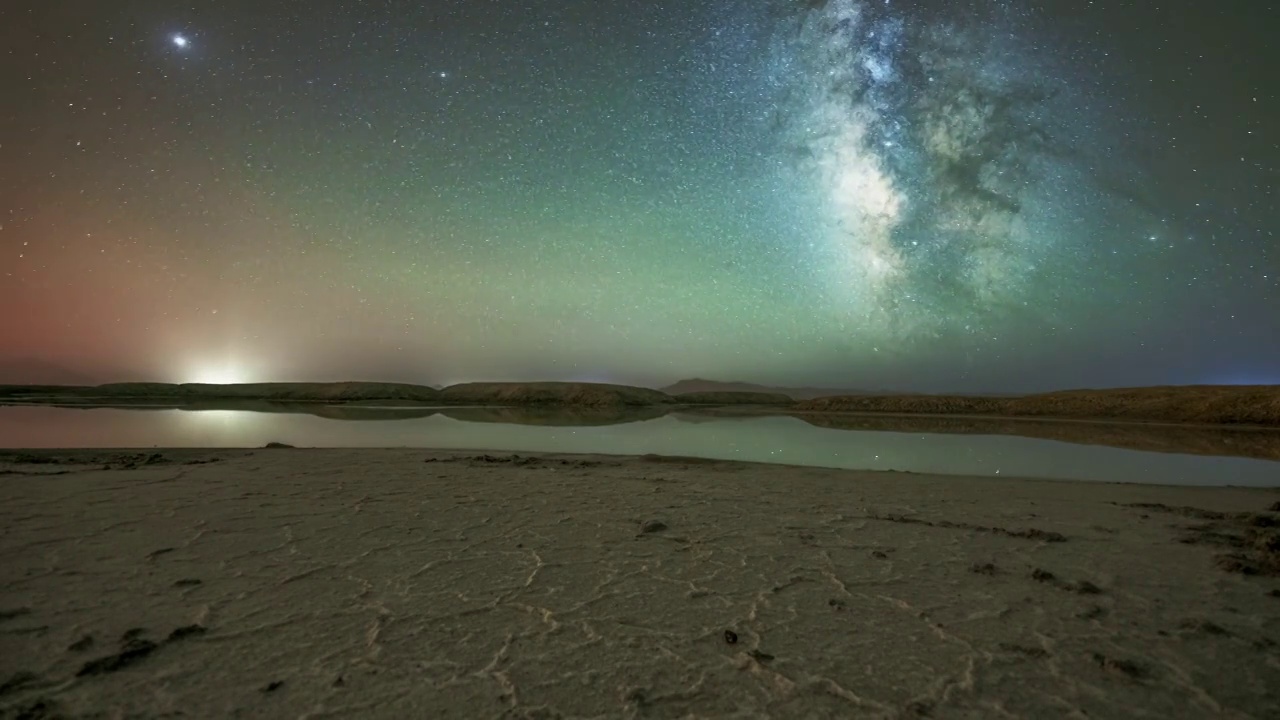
[{"left": 1, "top": 448, "right": 1278, "bottom": 719}]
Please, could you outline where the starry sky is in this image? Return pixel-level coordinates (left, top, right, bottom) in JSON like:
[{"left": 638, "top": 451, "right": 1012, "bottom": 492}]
[{"left": 1, "top": 0, "right": 1276, "bottom": 392}]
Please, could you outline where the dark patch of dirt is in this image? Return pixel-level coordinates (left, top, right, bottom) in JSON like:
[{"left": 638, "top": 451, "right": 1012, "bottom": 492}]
[
  {"left": 0, "top": 608, "right": 32, "bottom": 622},
  {"left": 1090, "top": 652, "right": 1148, "bottom": 680},
  {"left": 167, "top": 624, "right": 207, "bottom": 641},
  {"left": 67, "top": 635, "right": 94, "bottom": 652},
  {"left": 0, "top": 671, "right": 38, "bottom": 697},
  {"left": 1143, "top": 505, "right": 1280, "bottom": 577},
  {"left": 640, "top": 454, "right": 728, "bottom": 465},
  {"left": 1077, "top": 605, "right": 1106, "bottom": 620},
  {"left": 76, "top": 639, "right": 158, "bottom": 677},
  {"left": 1117, "top": 503, "right": 1227, "bottom": 520},
  {"left": 1178, "top": 619, "right": 1229, "bottom": 636},
  {"left": 1073, "top": 581, "right": 1103, "bottom": 595},
  {"left": 998, "top": 643, "right": 1049, "bottom": 658},
  {"left": 869, "top": 513, "right": 1067, "bottom": 542},
  {"left": 5, "top": 697, "right": 57, "bottom": 719}
]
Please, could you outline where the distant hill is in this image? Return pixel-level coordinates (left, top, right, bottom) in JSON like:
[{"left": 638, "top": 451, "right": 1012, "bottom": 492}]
[
  {"left": 661, "top": 378, "right": 872, "bottom": 401},
  {"left": 439, "top": 382, "right": 673, "bottom": 407},
  {"left": 672, "top": 391, "right": 793, "bottom": 405},
  {"left": 0, "top": 358, "right": 97, "bottom": 386}
]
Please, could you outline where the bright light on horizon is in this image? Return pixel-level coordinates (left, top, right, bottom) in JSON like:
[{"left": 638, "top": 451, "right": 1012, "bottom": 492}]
[
  {"left": 172, "top": 34, "right": 189, "bottom": 48},
  {"left": 186, "top": 364, "right": 253, "bottom": 385}
]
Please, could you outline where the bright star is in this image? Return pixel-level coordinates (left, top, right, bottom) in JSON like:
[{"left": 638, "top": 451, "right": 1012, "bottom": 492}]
[{"left": 172, "top": 34, "right": 189, "bottom": 48}]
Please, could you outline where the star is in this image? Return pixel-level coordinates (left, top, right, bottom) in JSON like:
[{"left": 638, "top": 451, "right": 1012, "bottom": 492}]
[{"left": 172, "top": 34, "right": 189, "bottom": 49}]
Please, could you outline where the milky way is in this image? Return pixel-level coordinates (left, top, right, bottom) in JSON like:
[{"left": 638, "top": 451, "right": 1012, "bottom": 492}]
[
  {"left": 756, "top": 0, "right": 1104, "bottom": 343},
  {"left": 1, "top": 0, "right": 1274, "bottom": 390}
]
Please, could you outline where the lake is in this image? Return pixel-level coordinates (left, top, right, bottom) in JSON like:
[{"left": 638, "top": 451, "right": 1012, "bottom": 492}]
[{"left": 2, "top": 404, "right": 1278, "bottom": 486}]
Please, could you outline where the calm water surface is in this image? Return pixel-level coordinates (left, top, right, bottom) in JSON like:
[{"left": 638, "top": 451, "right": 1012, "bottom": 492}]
[{"left": 2, "top": 406, "right": 1278, "bottom": 486}]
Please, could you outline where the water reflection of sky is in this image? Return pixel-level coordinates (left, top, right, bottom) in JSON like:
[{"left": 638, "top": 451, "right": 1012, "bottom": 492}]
[{"left": 0, "top": 407, "right": 1277, "bottom": 487}]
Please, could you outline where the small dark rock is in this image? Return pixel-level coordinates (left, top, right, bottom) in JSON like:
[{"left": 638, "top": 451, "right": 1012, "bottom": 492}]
[
  {"left": 724, "top": 630, "right": 738, "bottom": 644},
  {"left": 121, "top": 628, "right": 146, "bottom": 642},
  {"left": 1074, "top": 581, "right": 1103, "bottom": 595},
  {"left": 173, "top": 578, "right": 203, "bottom": 588},
  {"left": 146, "top": 548, "right": 175, "bottom": 561},
  {"left": 870, "top": 550, "right": 888, "bottom": 559},
  {"left": 748, "top": 649, "right": 775, "bottom": 662},
  {"left": 828, "top": 598, "right": 847, "bottom": 611},
  {"left": 167, "top": 624, "right": 207, "bottom": 641},
  {"left": 1268, "top": 589, "right": 1280, "bottom": 598},
  {"left": 67, "top": 635, "right": 94, "bottom": 652},
  {"left": 639, "top": 519, "right": 667, "bottom": 534},
  {"left": 1076, "top": 605, "right": 1105, "bottom": 620},
  {"left": 1031, "top": 568, "right": 1056, "bottom": 582},
  {"left": 333, "top": 675, "right": 345, "bottom": 687},
  {"left": 1269, "top": 501, "right": 1280, "bottom": 512},
  {"left": 262, "top": 680, "right": 285, "bottom": 693},
  {"left": 969, "top": 563, "right": 997, "bottom": 575}
]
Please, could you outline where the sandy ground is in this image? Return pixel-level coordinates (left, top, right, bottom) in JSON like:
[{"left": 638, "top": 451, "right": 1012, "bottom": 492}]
[{"left": 1, "top": 448, "right": 1279, "bottom": 719}]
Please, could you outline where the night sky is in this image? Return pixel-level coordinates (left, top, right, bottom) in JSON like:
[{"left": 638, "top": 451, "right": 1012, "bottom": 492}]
[{"left": 2, "top": 0, "right": 1275, "bottom": 392}]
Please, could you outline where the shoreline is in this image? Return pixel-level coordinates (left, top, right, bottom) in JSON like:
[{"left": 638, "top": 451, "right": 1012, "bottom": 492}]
[{"left": 2, "top": 448, "right": 1278, "bottom": 718}]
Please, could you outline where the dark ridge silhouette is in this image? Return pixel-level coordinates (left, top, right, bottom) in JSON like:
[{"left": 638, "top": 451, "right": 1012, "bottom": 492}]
[{"left": 672, "top": 391, "right": 794, "bottom": 405}]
